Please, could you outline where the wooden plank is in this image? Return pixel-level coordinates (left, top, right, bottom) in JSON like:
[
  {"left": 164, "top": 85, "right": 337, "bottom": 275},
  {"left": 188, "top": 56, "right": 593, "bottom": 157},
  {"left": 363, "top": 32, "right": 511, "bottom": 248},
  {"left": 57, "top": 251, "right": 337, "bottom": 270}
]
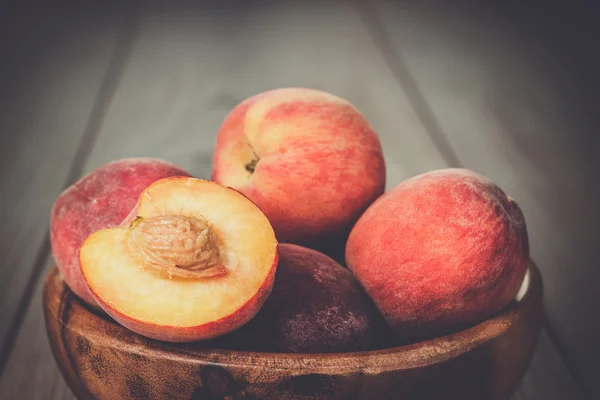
[
  {"left": 0, "top": 257, "right": 77, "bottom": 400},
  {"left": 79, "top": 1, "right": 448, "bottom": 183},
  {"left": 0, "top": 263, "right": 583, "bottom": 400},
  {"left": 362, "top": 0, "right": 596, "bottom": 397},
  {"left": 0, "top": 2, "right": 448, "bottom": 398},
  {"left": 0, "top": 0, "right": 132, "bottom": 371},
  {"left": 0, "top": 1, "right": 580, "bottom": 399},
  {"left": 512, "top": 330, "right": 585, "bottom": 400}
]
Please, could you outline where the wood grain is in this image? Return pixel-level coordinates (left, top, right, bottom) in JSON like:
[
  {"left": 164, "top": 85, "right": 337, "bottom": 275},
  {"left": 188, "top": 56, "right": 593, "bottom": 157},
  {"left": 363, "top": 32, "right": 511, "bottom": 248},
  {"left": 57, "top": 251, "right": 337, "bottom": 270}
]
[
  {"left": 0, "top": 1, "right": 586, "bottom": 399},
  {"left": 1, "top": 260, "right": 575, "bottom": 400},
  {"left": 1, "top": 2, "right": 450, "bottom": 398},
  {"left": 364, "top": 0, "right": 598, "bottom": 395},
  {"left": 43, "top": 263, "right": 541, "bottom": 400},
  {"left": 0, "top": 0, "right": 130, "bottom": 366},
  {"left": 512, "top": 331, "right": 585, "bottom": 400},
  {"left": 79, "top": 0, "right": 449, "bottom": 185},
  {"left": 0, "top": 257, "right": 76, "bottom": 400}
]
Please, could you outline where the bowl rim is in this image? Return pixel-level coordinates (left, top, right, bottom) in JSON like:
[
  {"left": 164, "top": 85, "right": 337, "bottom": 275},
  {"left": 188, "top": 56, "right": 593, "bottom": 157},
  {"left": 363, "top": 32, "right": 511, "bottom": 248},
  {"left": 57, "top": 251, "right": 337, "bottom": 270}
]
[{"left": 44, "top": 261, "right": 542, "bottom": 374}]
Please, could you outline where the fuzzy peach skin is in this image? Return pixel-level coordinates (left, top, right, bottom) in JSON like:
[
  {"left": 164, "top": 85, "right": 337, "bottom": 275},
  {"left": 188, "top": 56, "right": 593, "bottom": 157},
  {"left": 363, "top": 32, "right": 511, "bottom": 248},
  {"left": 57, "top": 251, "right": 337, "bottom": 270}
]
[
  {"left": 50, "top": 158, "right": 191, "bottom": 307},
  {"left": 211, "top": 88, "right": 386, "bottom": 252},
  {"left": 79, "top": 177, "right": 279, "bottom": 343},
  {"left": 218, "top": 243, "right": 389, "bottom": 353},
  {"left": 346, "top": 168, "right": 530, "bottom": 343}
]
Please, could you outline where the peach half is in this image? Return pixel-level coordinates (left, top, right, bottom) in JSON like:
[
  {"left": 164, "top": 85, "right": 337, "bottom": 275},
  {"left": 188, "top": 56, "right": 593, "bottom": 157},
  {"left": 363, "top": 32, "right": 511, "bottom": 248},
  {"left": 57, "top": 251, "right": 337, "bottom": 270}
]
[{"left": 79, "top": 177, "right": 279, "bottom": 343}]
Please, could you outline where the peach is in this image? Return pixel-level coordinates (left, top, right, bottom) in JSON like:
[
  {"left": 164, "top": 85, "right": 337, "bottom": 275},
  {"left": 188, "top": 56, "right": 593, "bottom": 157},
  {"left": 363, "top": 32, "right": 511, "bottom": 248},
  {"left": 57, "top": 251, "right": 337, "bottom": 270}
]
[
  {"left": 50, "top": 158, "right": 191, "bottom": 307},
  {"left": 219, "top": 243, "right": 388, "bottom": 353},
  {"left": 346, "top": 168, "right": 529, "bottom": 343},
  {"left": 211, "top": 88, "right": 386, "bottom": 257},
  {"left": 78, "top": 177, "right": 279, "bottom": 343}
]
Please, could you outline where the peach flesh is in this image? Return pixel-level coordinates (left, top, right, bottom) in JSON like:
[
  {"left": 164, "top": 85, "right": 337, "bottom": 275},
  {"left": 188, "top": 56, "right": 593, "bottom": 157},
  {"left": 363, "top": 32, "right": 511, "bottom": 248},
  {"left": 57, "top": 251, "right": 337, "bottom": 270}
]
[
  {"left": 79, "top": 177, "right": 279, "bottom": 343},
  {"left": 50, "top": 158, "right": 191, "bottom": 307},
  {"left": 211, "top": 88, "right": 386, "bottom": 255},
  {"left": 346, "top": 168, "right": 530, "bottom": 343}
]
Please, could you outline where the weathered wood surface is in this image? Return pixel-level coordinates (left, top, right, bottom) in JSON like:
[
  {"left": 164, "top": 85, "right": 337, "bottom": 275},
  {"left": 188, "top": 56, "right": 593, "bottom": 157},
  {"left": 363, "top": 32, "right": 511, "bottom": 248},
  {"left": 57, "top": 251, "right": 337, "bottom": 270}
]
[
  {"left": 0, "top": 1, "right": 588, "bottom": 399},
  {"left": 0, "top": 257, "right": 75, "bottom": 400},
  {"left": 78, "top": 1, "right": 448, "bottom": 184},
  {"left": 0, "top": 0, "right": 131, "bottom": 370},
  {"left": 365, "top": 1, "right": 598, "bottom": 396}
]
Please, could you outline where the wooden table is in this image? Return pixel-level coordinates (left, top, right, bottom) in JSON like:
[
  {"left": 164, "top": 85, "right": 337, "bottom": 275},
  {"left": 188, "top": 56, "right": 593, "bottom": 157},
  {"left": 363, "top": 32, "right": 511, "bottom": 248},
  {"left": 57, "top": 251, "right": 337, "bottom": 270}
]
[{"left": 0, "top": 1, "right": 596, "bottom": 399}]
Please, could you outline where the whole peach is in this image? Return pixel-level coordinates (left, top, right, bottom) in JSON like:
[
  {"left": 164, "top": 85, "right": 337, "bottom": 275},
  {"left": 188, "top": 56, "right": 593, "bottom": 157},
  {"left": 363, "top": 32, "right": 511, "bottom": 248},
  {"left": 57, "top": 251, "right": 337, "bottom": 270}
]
[
  {"left": 346, "top": 168, "right": 529, "bottom": 343},
  {"left": 211, "top": 88, "right": 386, "bottom": 255},
  {"left": 218, "top": 243, "right": 388, "bottom": 353},
  {"left": 50, "top": 158, "right": 191, "bottom": 307}
]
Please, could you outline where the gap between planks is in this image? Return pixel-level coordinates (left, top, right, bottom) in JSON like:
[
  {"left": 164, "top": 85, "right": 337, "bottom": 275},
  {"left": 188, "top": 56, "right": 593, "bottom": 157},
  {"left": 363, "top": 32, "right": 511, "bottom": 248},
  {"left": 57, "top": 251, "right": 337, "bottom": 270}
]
[
  {"left": 0, "top": 1, "right": 586, "bottom": 399},
  {"left": 0, "top": 1, "right": 143, "bottom": 380},
  {"left": 353, "top": 0, "right": 587, "bottom": 398}
]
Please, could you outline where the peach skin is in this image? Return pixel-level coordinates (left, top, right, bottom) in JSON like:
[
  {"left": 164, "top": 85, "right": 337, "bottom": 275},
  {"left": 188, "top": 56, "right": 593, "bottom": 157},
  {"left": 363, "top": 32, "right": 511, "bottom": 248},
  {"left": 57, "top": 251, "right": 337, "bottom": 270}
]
[
  {"left": 217, "top": 243, "right": 389, "bottom": 353},
  {"left": 50, "top": 158, "right": 191, "bottom": 307},
  {"left": 211, "top": 88, "right": 386, "bottom": 257},
  {"left": 346, "top": 168, "right": 530, "bottom": 344}
]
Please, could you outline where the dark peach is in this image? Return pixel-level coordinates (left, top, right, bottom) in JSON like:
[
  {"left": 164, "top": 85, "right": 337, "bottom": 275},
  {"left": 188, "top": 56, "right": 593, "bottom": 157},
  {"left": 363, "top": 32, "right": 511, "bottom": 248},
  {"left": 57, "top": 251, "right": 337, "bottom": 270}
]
[
  {"left": 346, "top": 168, "right": 529, "bottom": 343},
  {"left": 50, "top": 158, "right": 191, "bottom": 307},
  {"left": 220, "top": 243, "right": 389, "bottom": 353}
]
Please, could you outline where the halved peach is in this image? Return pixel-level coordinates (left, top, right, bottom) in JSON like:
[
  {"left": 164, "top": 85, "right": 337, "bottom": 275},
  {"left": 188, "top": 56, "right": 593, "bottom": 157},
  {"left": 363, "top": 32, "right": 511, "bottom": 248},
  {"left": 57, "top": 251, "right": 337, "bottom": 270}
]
[{"left": 79, "top": 177, "right": 279, "bottom": 343}]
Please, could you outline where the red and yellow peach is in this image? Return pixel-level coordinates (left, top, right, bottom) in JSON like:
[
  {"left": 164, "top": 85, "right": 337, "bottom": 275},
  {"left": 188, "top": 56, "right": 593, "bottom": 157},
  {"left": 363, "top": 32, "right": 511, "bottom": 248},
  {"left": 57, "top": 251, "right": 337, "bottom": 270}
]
[
  {"left": 211, "top": 88, "right": 386, "bottom": 255},
  {"left": 346, "top": 168, "right": 529, "bottom": 343}
]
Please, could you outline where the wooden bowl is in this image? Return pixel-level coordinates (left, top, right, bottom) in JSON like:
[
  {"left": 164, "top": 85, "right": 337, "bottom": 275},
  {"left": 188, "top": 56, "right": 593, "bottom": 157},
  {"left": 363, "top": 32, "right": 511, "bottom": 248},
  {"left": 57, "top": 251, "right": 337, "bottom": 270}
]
[{"left": 43, "top": 262, "right": 543, "bottom": 400}]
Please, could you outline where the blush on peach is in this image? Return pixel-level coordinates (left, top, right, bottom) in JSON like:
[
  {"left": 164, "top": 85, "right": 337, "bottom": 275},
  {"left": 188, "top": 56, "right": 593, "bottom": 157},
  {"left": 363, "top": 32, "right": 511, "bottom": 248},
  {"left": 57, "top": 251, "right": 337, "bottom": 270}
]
[
  {"left": 346, "top": 168, "right": 530, "bottom": 343},
  {"left": 50, "top": 158, "right": 191, "bottom": 307},
  {"left": 211, "top": 88, "right": 386, "bottom": 259}
]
